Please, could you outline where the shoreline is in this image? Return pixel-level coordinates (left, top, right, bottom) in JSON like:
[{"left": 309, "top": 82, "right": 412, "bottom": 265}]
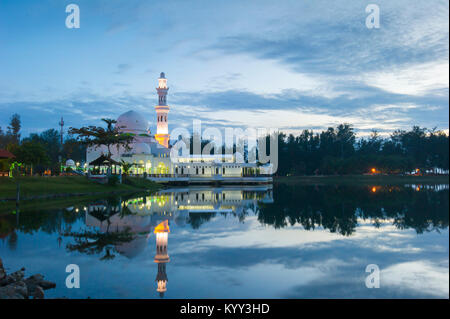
[
  {"left": 0, "top": 189, "right": 153, "bottom": 202},
  {"left": 0, "top": 258, "right": 56, "bottom": 299},
  {"left": 274, "top": 174, "right": 450, "bottom": 185},
  {"left": 1, "top": 174, "right": 448, "bottom": 203},
  {"left": 0, "top": 176, "right": 162, "bottom": 202}
]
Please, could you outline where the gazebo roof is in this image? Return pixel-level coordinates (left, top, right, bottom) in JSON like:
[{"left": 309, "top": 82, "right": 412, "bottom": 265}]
[
  {"left": 89, "top": 154, "right": 120, "bottom": 166},
  {"left": 0, "top": 149, "right": 15, "bottom": 159}
]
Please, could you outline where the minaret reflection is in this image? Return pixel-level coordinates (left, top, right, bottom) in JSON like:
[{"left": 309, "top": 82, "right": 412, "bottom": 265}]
[{"left": 154, "top": 220, "right": 170, "bottom": 298}]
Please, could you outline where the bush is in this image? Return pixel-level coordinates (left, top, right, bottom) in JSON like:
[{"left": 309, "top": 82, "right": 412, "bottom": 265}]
[{"left": 108, "top": 175, "right": 120, "bottom": 186}]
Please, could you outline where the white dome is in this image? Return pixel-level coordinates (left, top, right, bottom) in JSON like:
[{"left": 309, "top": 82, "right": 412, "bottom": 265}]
[
  {"left": 132, "top": 143, "right": 151, "bottom": 154},
  {"left": 116, "top": 110, "right": 149, "bottom": 134},
  {"left": 66, "top": 159, "right": 75, "bottom": 167}
]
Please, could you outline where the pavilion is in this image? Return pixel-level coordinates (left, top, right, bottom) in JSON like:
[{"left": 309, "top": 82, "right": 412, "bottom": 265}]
[{"left": 89, "top": 154, "right": 121, "bottom": 175}]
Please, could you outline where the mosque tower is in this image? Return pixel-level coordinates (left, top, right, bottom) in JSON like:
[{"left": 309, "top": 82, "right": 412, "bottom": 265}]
[
  {"left": 154, "top": 220, "right": 170, "bottom": 298},
  {"left": 155, "top": 72, "right": 170, "bottom": 148}
]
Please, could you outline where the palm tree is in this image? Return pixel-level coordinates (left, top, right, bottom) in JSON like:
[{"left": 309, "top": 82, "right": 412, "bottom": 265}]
[{"left": 120, "top": 160, "right": 133, "bottom": 176}]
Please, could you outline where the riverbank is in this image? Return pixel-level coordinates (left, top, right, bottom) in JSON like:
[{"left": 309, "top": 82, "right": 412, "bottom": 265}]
[
  {"left": 0, "top": 257, "right": 56, "bottom": 299},
  {"left": 0, "top": 176, "right": 161, "bottom": 201},
  {"left": 274, "top": 174, "right": 449, "bottom": 185}
]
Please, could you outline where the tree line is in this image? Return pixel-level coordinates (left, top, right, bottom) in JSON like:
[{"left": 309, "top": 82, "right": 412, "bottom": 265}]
[
  {"left": 275, "top": 124, "right": 449, "bottom": 176},
  {"left": 1, "top": 113, "right": 449, "bottom": 176},
  {"left": 0, "top": 114, "right": 85, "bottom": 174}
]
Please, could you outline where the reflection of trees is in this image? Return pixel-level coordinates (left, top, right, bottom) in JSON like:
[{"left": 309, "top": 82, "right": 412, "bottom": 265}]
[
  {"left": 4, "top": 208, "right": 83, "bottom": 235},
  {"left": 258, "top": 183, "right": 449, "bottom": 236},
  {"left": 187, "top": 213, "right": 216, "bottom": 229},
  {"left": 63, "top": 197, "right": 134, "bottom": 260},
  {"left": 63, "top": 228, "right": 133, "bottom": 260},
  {"left": 3, "top": 186, "right": 448, "bottom": 245}
]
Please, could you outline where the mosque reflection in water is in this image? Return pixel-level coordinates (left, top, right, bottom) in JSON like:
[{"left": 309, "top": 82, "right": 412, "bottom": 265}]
[{"left": 82, "top": 186, "right": 273, "bottom": 297}]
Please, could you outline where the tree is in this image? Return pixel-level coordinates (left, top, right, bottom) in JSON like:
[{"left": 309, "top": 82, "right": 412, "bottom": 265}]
[
  {"left": 8, "top": 141, "right": 50, "bottom": 175},
  {"left": 63, "top": 134, "right": 86, "bottom": 163},
  {"left": 23, "top": 129, "right": 61, "bottom": 164},
  {"left": 7, "top": 114, "right": 21, "bottom": 145},
  {"left": 68, "top": 118, "right": 134, "bottom": 167},
  {"left": 336, "top": 123, "right": 356, "bottom": 159}
]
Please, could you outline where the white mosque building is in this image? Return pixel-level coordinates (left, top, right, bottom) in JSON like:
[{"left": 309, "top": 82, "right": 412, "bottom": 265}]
[{"left": 86, "top": 73, "right": 272, "bottom": 184}]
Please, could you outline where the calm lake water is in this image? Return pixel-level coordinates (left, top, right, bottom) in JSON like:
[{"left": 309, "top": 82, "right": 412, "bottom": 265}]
[{"left": 0, "top": 183, "right": 448, "bottom": 299}]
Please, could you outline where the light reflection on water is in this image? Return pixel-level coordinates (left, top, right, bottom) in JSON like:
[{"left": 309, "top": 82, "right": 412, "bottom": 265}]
[{"left": 0, "top": 184, "right": 448, "bottom": 298}]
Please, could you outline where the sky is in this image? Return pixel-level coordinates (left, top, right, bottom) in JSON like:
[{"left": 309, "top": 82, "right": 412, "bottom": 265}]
[{"left": 0, "top": 0, "right": 448, "bottom": 138}]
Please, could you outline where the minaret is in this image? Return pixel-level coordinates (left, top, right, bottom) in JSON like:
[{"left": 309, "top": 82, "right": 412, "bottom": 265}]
[
  {"left": 154, "top": 220, "right": 170, "bottom": 298},
  {"left": 155, "top": 72, "right": 170, "bottom": 148}
]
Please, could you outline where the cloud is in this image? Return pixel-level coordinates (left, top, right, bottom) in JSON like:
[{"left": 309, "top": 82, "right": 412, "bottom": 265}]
[
  {"left": 382, "top": 261, "right": 449, "bottom": 297},
  {"left": 363, "top": 61, "right": 449, "bottom": 96},
  {"left": 0, "top": 0, "right": 447, "bottom": 136},
  {"left": 1, "top": 82, "right": 447, "bottom": 138},
  {"left": 205, "top": 1, "right": 448, "bottom": 76},
  {"left": 114, "top": 63, "right": 132, "bottom": 74}
]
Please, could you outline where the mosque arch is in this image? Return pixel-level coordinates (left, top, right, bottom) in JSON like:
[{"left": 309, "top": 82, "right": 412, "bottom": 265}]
[{"left": 156, "top": 162, "right": 169, "bottom": 174}]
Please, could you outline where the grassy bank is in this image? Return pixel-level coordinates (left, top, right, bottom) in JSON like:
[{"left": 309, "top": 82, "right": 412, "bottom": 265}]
[
  {"left": 274, "top": 174, "right": 449, "bottom": 185},
  {"left": 0, "top": 176, "right": 161, "bottom": 200}
]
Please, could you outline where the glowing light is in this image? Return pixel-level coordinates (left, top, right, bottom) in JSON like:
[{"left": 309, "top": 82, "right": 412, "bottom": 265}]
[
  {"left": 158, "top": 78, "right": 167, "bottom": 89},
  {"left": 371, "top": 187, "right": 377, "bottom": 193},
  {"left": 371, "top": 168, "right": 376, "bottom": 173},
  {"left": 154, "top": 220, "right": 170, "bottom": 233}
]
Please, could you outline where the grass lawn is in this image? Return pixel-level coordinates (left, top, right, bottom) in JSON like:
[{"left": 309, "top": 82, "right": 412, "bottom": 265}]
[
  {"left": 274, "top": 174, "right": 449, "bottom": 185},
  {"left": 0, "top": 176, "right": 161, "bottom": 200}
]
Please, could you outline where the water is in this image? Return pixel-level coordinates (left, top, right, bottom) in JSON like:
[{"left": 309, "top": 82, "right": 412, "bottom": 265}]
[{"left": 0, "top": 183, "right": 448, "bottom": 299}]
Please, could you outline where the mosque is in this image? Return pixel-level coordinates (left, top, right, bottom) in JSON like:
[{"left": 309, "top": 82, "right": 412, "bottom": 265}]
[{"left": 86, "top": 73, "right": 272, "bottom": 183}]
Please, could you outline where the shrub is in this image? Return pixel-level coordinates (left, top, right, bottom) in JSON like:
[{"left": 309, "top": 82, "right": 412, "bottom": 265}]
[{"left": 108, "top": 175, "right": 120, "bottom": 186}]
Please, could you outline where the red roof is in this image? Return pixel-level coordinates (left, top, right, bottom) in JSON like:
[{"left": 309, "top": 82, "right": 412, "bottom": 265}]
[{"left": 0, "top": 149, "right": 15, "bottom": 159}]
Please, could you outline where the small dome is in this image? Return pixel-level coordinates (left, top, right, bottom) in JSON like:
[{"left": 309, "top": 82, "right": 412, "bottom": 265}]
[
  {"left": 132, "top": 143, "right": 151, "bottom": 154},
  {"left": 160, "top": 72, "right": 165, "bottom": 79},
  {"left": 66, "top": 159, "right": 75, "bottom": 167},
  {"left": 116, "top": 110, "right": 149, "bottom": 134}
]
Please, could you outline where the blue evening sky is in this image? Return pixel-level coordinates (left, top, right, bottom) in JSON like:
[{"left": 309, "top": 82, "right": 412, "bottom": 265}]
[{"left": 0, "top": 0, "right": 448, "bottom": 137}]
